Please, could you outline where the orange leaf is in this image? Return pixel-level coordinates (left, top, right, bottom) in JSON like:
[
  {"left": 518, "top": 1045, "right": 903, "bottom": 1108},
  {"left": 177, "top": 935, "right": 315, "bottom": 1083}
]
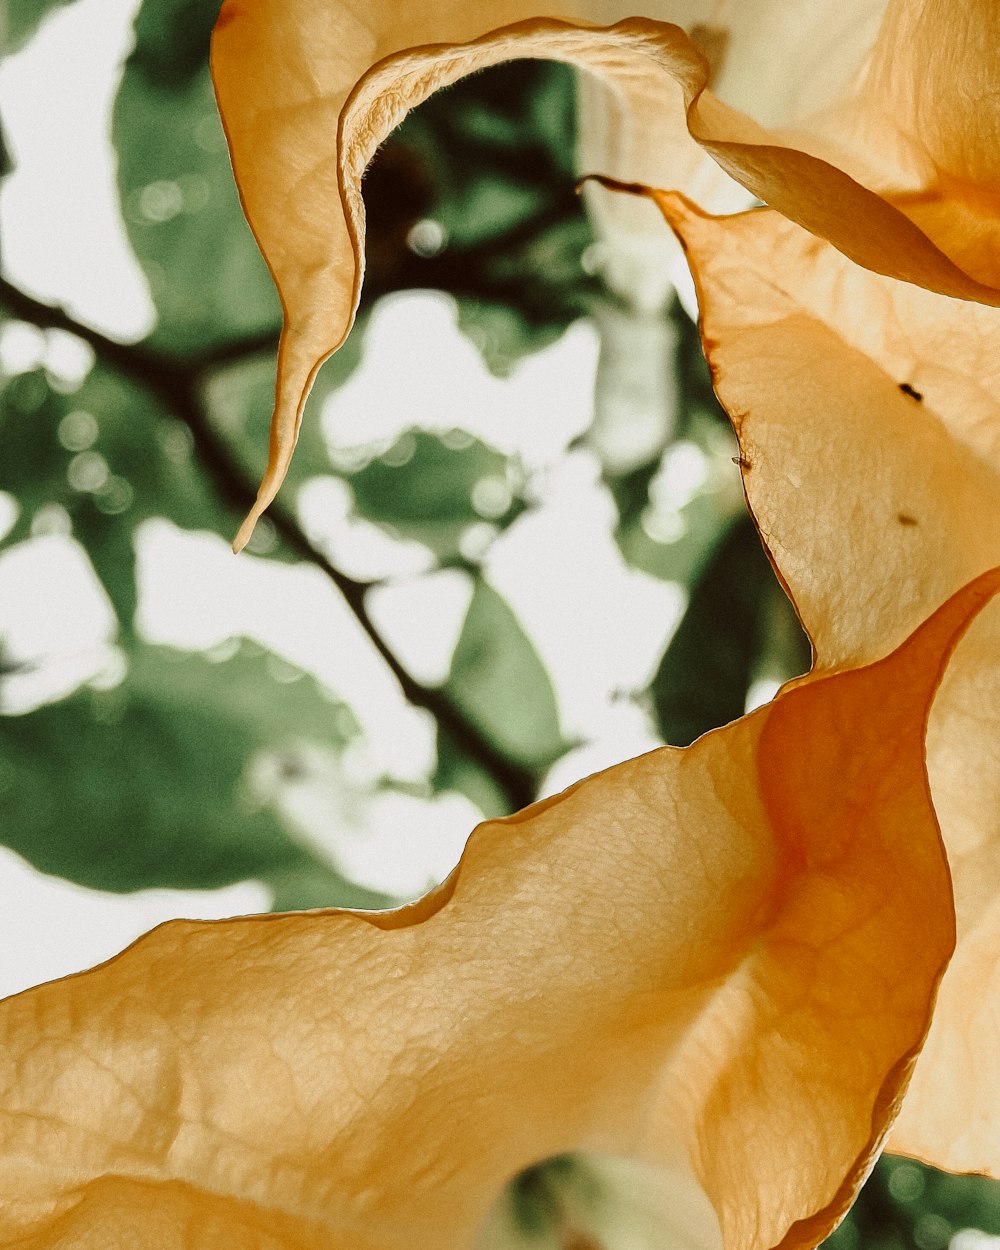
[
  {"left": 2, "top": 572, "right": 998, "bottom": 1248},
  {"left": 212, "top": 0, "right": 1000, "bottom": 549},
  {"left": 655, "top": 194, "right": 1000, "bottom": 1176}
]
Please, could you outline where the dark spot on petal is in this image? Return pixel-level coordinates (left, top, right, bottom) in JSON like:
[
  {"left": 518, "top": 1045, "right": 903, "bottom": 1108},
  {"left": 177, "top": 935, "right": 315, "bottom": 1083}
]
[
  {"left": 731, "top": 455, "right": 752, "bottom": 471},
  {"left": 899, "top": 382, "right": 923, "bottom": 402},
  {"left": 897, "top": 513, "right": 919, "bottom": 526}
]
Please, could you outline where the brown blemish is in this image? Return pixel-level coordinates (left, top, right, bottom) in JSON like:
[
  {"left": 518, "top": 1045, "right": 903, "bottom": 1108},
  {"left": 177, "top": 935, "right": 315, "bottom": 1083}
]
[
  {"left": 897, "top": 513, "right": 919, "bottom": 526},
  {"left": 898, "top": 382, "right": 923, "bottom": 402}
]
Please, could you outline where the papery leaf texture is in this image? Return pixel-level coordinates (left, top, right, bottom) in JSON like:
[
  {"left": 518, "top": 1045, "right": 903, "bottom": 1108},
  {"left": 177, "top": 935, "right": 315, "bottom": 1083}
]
[
  {"left": 655, "top": 195, "right": 1000, "bottom": 1176},
  {"left": 2, "top": 571, "right": 999, "bottom": 1248},
  {"left": 211, "top": 0, "right": 1000, "bottom": 548}
]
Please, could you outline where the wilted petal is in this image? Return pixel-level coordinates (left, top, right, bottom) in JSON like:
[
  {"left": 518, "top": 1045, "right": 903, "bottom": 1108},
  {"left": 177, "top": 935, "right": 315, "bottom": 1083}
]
[
  {"left": 3, "top": 573, "right": 998, "bottom": 1247},
  {"left": 213, "top": 0, "right": 1000, "bottom": 548},
  {"left": 656, "top": 195, "right": 1000, "bottom": 1174}
]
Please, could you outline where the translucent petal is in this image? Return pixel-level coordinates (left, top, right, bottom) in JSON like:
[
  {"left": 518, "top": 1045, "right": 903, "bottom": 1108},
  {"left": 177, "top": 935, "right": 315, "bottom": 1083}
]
[
  {"left": 3, "top": 573, "right": 998, "bottom": 1246},
  {"left": 658, "top": 195, "right": 1000, "bottom": 1175},
  {"left": 212, "top": 0, "right": 999, "bottom": 547}
]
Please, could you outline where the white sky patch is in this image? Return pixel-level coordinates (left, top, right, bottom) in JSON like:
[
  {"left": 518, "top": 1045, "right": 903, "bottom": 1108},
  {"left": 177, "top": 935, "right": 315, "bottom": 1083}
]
[
  {"left": 297, "top": 475, "right": 434, "bottom": 582},
  {"left": 349, "top": 789, "right": 479, "bottom": 897},
  {"left": 652, "top": 441, "right": 710, "bottom": 512},
  {"left": 321, "top": 291, "right": 598, "bottom": 467},
  {"left": 135, "top": 519, "right": 437, "bottom": 782},
  {"left": 485, "top": 452, "right": 686, "bottom": 737},
  {"left": 745, "top": 676, "right": 783, "bottom": 714},
  {"left": 365, "top": 568, "right": 474, "bottom": 687},
  {"left": 273, "top": 770, "right": 481, "bottom": 899},
  {"left": 542, "top": 699, "right": 663, "bottom": 797},
  {"left": 0, "top": 492, "right": 18, "bottom": 542},
  {"left": 0, "top": 319, "right": 46, "bottom": 373},
  {"left": 0, "top": 321, "right": 97, "bottom": 396},
  {"left": 0, "top": 0, "right": 154, "bottom": 340},
  {"left": 0, "top": 846, "right": 270, "bottom": 1002},
  {"left": 0, "top": 533, "right": 120, "bottom": 712},
  {"left": 952, "top": 1233, "right": 1000, "bottom": 1250}
]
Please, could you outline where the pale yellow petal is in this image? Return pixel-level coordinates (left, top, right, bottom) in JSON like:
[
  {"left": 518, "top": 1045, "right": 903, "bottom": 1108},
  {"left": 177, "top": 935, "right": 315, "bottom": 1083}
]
[
  {"left": 847, "top": 0, "right": 1000, "bottom": 288},
  {"left": 213, "top": 0, "right": 1000, "bottom": 547},
  {"left": 3, "top": 572, "right": 997, "bottom": 1247},
  {"left": 576, "top": 0, "right": 884, "bottom": 306},
  {"left": 655, "top": 195, "right": 1000, "bottom": 1175}
]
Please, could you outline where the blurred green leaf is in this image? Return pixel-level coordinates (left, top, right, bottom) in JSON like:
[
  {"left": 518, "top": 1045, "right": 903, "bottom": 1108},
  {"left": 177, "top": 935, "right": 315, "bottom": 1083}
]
[
  {"left": 346, "top": 429, "right": 523, "bottom": 559},
  {"left": 508, "top": 1156, "right": 591, "bottom": 1238},
  {"left": 443, "top": 578, "right": 563, "bottom": 771},
  {"left": 433, "top": 723, "right": 510, "bottom": 819},
  {"left": 616, "top": 479, "right": 735, "bottom": 587},
  {"left": 827, "top": 1156, "right": 1000, "bottom": 1250},
  {"left": 671, "top": 297, "right": 730, "bottom": 434},
  {"left": 652, "top": 514, "right": 777, "bottom": 746},
  {"left": 614, "top": 458, "right": 740, "bottom": 589},
  {"left": 399, "top": 60, "right": 576, "bottom": 248},
  {"left": 0, "top": 641, "right": 383, "bottom": 909},
  {"left": 127, "top": 0, "right": 218, "bottom": 88},
  {"left": 364, "top": 60, "right": 592, "bottom": 372},
  {"left": 0, "top": 365, "right": 249, "bottom": 629},
  {"left": 211, "top": 327, "right": 367, "bottom": 494},
  {"left": 452, "top": 214, "right": 594, "bottom": 376},
  {"left": 112, "top": 0, "right": 279, "bottom": 353},
  {"left": 0, "top": 0, "right": 77, "bottom": 55}
]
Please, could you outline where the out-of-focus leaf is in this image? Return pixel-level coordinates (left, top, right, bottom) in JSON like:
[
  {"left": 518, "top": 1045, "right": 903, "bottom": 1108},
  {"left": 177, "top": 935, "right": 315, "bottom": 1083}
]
[
  {"left": 1, "top": 572, "right": 994, "bottom": 1247},
  {"left": 653, "top": 516, "right": 773, "bottom": 747},
  {"left": 113, "top": 0, "right": 279, "bottom": 354},
  {"left": 0, "top": 0, "right": 76, "bottom": 54},
  {"left": 436, "top": 202, "right": 595, "bottom": 378},
  {"left": 829, "top": 1155, "right": 1000, "bottom": 1250},
  {"left": 127, "top": 0, "right": 218, "bottom": 88},
  {"left": 657, "top": 195, "right": 1000, "bottom": 1177},
  {"left": 443, "top": 578, "right": 563, "bottom": 771},
  {"left": 433, "top": 723, "right": 509, "bottom": 820},
  {"left": 392, "top": 60, "right": 574, "bottom": 246},
  {"left": 672, "top": 299, "right": 729, "bottom": 434},
  {"left": 452, "top": 298, "right": 567, "bottom": 379},
  {"left": 365, "top": 61, "right": 591, "bottom": 375},
  {"left": 209, "top": 335, "right": 365, "bottom": 496},
  {"left": 0, "top": 366, "right": 248, "bottom": 629},
  {"left": 0, "top": 641, "right": 379, "bottom": 909},
  {"left": 0, "top": 370, "right": 69, "bottom": 543},
  {"left": 346, "top": 430, "right": 523, "bottom": 560},
  {"left": 612, "top": 410, "right": 745, "bottom": 587}
]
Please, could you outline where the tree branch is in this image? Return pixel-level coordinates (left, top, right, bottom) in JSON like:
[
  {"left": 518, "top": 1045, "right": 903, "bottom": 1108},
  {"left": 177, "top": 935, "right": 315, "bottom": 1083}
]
[{"left": 0, "top": 275, "right": 537, "bottom": 811}]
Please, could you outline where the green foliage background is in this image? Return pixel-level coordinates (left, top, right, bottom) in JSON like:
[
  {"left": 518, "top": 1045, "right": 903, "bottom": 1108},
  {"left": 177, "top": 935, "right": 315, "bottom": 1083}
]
[{"left": 0, "top": 2, "right": 997, "bottom": 1246}]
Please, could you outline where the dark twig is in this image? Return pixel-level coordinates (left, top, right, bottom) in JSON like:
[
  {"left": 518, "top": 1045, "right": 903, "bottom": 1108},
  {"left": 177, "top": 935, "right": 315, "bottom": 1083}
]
[{"left": 0, "top": 275, "right": 537, "bottom": 811}]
